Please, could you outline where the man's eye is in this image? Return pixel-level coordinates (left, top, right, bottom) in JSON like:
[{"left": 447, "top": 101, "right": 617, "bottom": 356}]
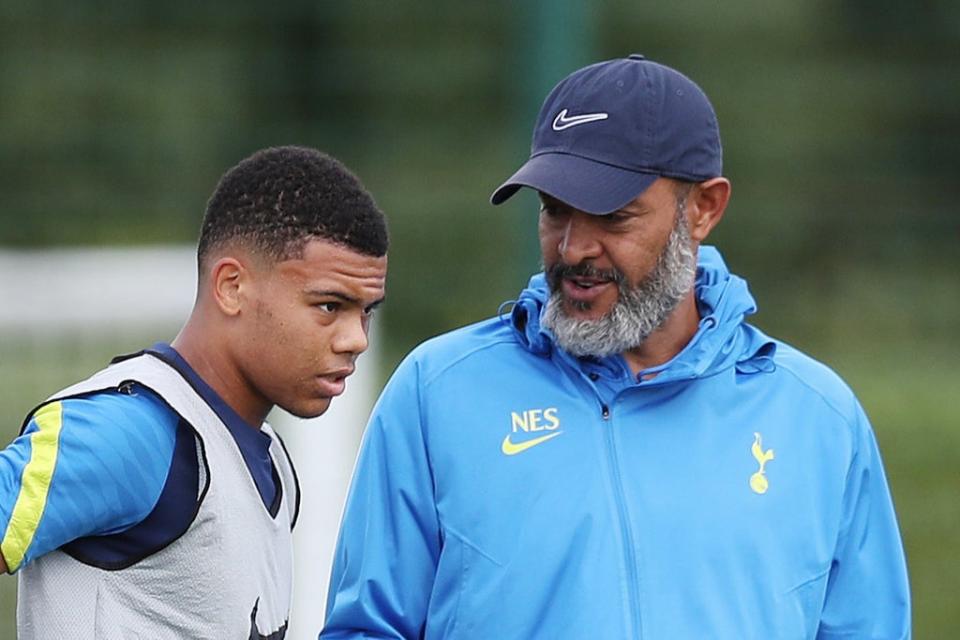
[
  {"left": 540, "top": 204, "right": 567, "bottom": 220},
  {"left": 316, "top": 302, "right": 339, "bottom": 313}
]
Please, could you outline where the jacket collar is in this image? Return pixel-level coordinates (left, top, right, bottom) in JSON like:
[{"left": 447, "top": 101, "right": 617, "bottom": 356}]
[{"left": 506, "top": 246, "right": 776, "bottom": 383}]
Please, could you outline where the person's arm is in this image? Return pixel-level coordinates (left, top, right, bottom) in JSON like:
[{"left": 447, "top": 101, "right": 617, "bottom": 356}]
[
  {"left": 0, "top": 390, "right": 176, "bottom": 573},
  {"left": 816, "top": 404, "right": 911, "bottom": 639},
  {"left": 0, "top": 401, "right": 70, "bottom": 574},
  {"left": 321, "top": 354, "right": 441, "bottom": 639}
]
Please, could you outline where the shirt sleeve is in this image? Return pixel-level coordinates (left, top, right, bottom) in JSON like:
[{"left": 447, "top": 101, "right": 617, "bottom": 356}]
[
  {"left": 816, "top": 404, "right": 911, "bottom": 639},
  {"left": 0, "top": 386, "right": 178, "bottom": 572},
  {"left": 321, "top": 354, "right": 442, "bottom": 640}
]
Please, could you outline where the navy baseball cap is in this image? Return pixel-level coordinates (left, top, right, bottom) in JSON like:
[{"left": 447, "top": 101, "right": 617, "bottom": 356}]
[{"left": 490, "top": 54, "right": 722, "bottom": 215}]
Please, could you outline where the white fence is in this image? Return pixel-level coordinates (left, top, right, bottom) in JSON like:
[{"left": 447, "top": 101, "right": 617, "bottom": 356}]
[{"left": 0, "top": 247, "right": 375, "bottom": 639}]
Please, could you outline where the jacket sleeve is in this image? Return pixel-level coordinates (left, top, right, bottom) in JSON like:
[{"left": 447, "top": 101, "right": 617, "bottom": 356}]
[
  {"left": 321, "top": 354, "right": 441, "bottom": 639},
  {"left": 817, "top": 404, "right": 911, "bottom": 639}
]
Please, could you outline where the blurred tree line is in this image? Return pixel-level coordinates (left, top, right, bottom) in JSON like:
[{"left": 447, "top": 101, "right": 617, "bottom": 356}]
[{"left": 2, "top": 0, "right": 958, "bottom": 362}]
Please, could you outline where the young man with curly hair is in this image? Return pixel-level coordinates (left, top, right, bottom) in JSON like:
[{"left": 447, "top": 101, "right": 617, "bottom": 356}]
[{"left": 1, "top": 146, "right": 388, "bottom": 639}]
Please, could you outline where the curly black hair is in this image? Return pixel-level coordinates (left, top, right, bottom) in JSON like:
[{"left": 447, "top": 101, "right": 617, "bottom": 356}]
[{"left": 197, "top": 146, "right": 388, "bottom": 267}]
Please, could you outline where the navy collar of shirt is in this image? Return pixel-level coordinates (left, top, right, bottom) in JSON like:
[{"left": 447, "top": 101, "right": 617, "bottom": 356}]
[{"left": 146, "top": 342, "right": 279, "bottom": 513}]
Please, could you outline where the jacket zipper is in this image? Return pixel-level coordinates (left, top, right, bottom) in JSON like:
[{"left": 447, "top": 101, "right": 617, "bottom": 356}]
[{"left": 601, "top": 402, "right": 643, "bottom": 639}]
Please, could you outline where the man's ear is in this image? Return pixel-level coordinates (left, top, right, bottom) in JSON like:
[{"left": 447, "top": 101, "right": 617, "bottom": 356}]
[
  {"left": 208, "top": 257, "right": 247, "bottom": 317},
  {"left": 687, "top": 177, "right": 731, "bottom": 243}
]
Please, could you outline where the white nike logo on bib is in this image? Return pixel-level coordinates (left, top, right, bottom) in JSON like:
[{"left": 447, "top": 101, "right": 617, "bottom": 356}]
[{"left": 552, "top": 109, "right": 609, "bottom": 131}]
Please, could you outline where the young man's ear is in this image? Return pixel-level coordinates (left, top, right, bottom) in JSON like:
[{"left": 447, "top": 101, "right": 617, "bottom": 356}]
[
  {"left": 209, "top": 257, "right": 246, "bottom": 317},
  {"left": 687, "top": 177, "right": 731, "bottom": 243}
]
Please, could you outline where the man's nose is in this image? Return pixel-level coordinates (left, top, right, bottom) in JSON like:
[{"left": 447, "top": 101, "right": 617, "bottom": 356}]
[
  {"left": 558, "top": 211, "right": 602, "bottom": 264},
  {"left": 332, "top": 313, "right": 370, "bottom": 356}
]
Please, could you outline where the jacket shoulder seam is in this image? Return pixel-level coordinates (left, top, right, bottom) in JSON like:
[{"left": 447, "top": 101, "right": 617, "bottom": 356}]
[
  {"left": 419, "top": 336, "right": 520, "bottom": 388},
  {"left": 772, "top": 359, "right": 858, "bottom": 432}
]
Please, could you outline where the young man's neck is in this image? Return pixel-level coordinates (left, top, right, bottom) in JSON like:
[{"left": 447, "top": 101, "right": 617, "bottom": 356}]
[{"left": 172, "top": 320, "right": 270, "bottom": 428}]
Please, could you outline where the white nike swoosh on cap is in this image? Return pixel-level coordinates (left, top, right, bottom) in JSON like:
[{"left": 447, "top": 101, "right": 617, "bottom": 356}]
[{"left": 552, "top": 109, "right": 609, "bottom": 131}]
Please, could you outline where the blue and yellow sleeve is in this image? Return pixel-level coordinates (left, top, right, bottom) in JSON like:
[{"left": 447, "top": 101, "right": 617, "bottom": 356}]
[{"left": 0, "top": 386, "right": 179, "bottom": 572}]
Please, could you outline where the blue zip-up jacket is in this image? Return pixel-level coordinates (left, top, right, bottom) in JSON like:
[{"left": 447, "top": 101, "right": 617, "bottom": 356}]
[{"left": 322, "top": 247, "right": 910, "bottom": 639}]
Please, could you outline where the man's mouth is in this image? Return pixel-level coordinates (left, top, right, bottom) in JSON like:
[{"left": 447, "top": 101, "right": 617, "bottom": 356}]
[
  {"left": 566, "top": 274, "right": 612, "bottom": 289},
  {"left": 547, "top": 262, "right": 621, "bottom": 306},
  {"left": 548, "top": 262, "right": 622, "bottom": 288},
  {"left": 561, "top": 275, "right": 615, "bottom": 305},
  {"left": 315, "top": 368, "right": 354, "bottom": 397}
]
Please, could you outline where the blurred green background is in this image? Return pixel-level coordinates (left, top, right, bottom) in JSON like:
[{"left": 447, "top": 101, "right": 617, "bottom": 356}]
[{"left": 1, "top": 1, "right": 958, "bottom": 637}]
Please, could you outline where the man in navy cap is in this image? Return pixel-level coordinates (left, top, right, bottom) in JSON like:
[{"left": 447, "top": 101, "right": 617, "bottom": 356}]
[{"left": 321, "top": 56, "right": 910, "bottom": 639}]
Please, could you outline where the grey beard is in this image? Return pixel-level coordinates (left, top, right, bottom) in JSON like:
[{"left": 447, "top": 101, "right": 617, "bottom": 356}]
[{"left": 541, "top": 209, "right": 697, "bottom": 359}]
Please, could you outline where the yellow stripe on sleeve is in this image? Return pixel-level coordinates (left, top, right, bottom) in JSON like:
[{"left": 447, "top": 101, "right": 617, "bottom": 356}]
[{"left": 1, "top": 401, "right": 64, "bottom": 572}]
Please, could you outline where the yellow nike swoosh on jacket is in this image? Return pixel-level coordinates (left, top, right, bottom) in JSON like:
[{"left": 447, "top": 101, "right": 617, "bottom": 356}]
[{"left": 500, "top": 432, "right": 563, "bottom": 455}]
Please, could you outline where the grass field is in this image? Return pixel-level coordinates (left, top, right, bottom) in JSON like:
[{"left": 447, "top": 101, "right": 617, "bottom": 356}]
[{"left": 0, "top": 335, "right": 956, "bottom": 637}]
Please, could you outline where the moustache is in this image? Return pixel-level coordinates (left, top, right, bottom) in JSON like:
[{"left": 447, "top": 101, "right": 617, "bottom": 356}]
[{"left": 545, "top": 262, "right": 626, "bottom": 290}]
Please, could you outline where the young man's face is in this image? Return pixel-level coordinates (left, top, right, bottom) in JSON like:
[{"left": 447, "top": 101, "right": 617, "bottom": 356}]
[{"left": 237, "top": 237, "right": 387, "bottom": 419}]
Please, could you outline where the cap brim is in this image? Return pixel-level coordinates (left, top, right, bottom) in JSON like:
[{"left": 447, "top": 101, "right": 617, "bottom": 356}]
[{"left": 489, "top": 153, "right": 658, "bottom": 215}]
